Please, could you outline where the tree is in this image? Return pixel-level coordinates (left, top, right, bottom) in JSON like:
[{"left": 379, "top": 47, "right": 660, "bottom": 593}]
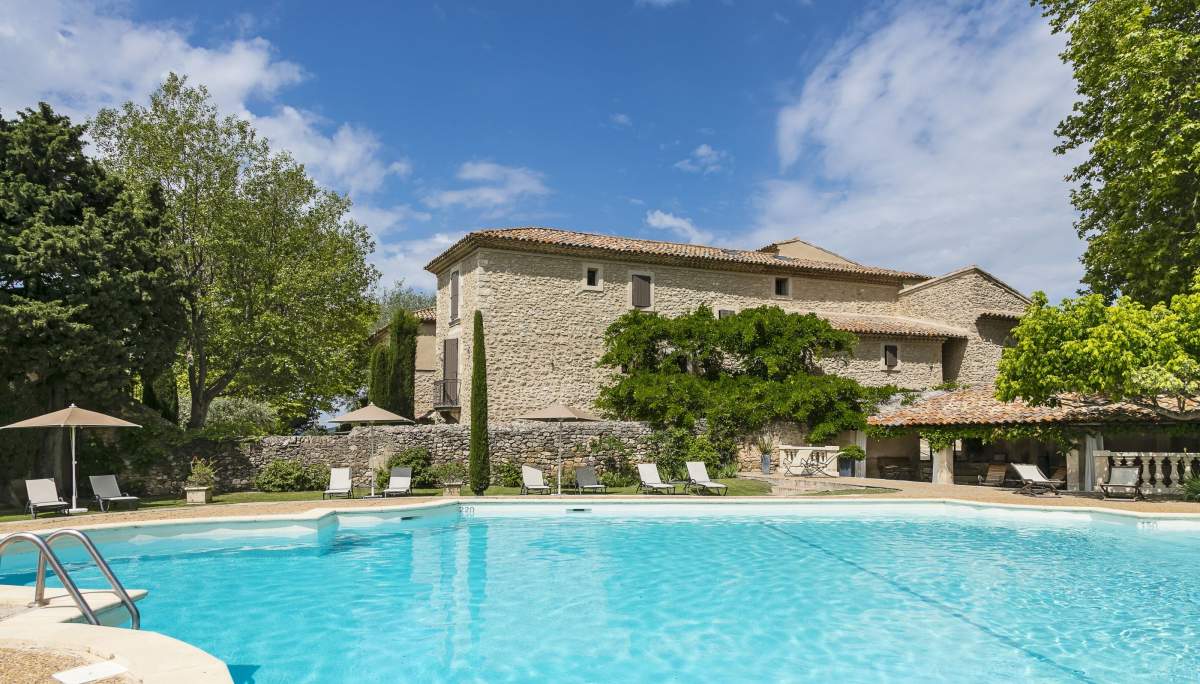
[
  {"left": 597, "top": 306, "right": 878, "bottom": 456},
  {"left": 1035, "top": 0, "right": 1200, "bottom": 303},
  {"left": 375, "top": 281, "right": 435, "bottom": 331},
  {"left": 0, "top": 103, "right": 184, "bottom": 486},
  {"left": 468, "top": 311, "right": 490, "bottom": 495},
  {"left": 368, "top": 308, "right": 418, "bottom": 417},
  {"left": 996, "top": 286, "right": 1200, "bottom": 420},
  {"left": 92, "top": 74, "right": 379, "bottom": 427}
]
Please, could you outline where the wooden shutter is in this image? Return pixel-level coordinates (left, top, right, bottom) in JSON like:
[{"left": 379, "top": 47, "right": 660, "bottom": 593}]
[
  {"left": 718, "top": 309, "right": 735, "bottom": 319},
  {"left": 449, "top": 271, "right": 460, "bottom": 320},
  {"left": 443, "top": 339, "right": 459, "bottom": 379},
  {"left": 884, "top": 344, "right": 898, "bottom": 368},
  {"left": 632, "top": 274, "right": 652, "bottom": 308}
]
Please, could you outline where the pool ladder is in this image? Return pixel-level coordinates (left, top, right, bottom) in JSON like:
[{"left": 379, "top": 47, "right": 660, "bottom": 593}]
[{"left": 0, "top": 528, "right": 140, "bottom": 629}]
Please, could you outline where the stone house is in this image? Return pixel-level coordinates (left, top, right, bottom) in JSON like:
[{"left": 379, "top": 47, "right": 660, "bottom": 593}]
[{"left": 415, "top": 227, "right": 1030, "bottom": 430}]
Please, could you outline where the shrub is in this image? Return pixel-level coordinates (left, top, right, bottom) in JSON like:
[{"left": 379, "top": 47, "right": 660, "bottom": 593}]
[
  {"left": 1183, "top": 475, "right": 1200, "bottom": 502},
  {"left": 201, "top": 397, "right": 278, "bottom": 440},
  {"left": 577, "top": 436, "right": 639, "bottom": 487},
  {"left": 255, "top": 459, "right": 328, "bottom": 492},
  {"left": 374, "top": 447, "right": 435, "bottom": 489},
  {"left": 839, "top": 445, "right": 867, "bottom": 461},
  {"left": 548, "top": 467, "right": 576, "bottom": 490},
  {"left": 185, "top": 457, "right": 216, "bottom": 488},
  {"left": 494, "top": 461, "right": 522, "bottom": 488},
  {"left": 648, "top": 427, "right": 691, "bottom": 481},
  {"left": 468, "top": 311, "right": 490, "bottom": 495},
  {"left": 432, "top": 461, "right": 467, "bottom": 485}
]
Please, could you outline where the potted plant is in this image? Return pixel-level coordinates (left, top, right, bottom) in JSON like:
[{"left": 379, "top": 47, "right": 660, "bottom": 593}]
[
  {"left": 837, "top": 445, "right": 866, "bottom": 477},
  {"left": 432, "top": 462, "right": 468, "bottom": 496},
  {"left": 755, "top": 436, "right": 775, "bottom": 475},
  {"left": 184, "top": 457, "right": 216, "bottom": 504}
]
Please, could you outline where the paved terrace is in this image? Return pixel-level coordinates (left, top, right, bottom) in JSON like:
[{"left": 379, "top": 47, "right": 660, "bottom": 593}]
[{"left": 3, "top": 477, "right": 1200, "bottom": 534}]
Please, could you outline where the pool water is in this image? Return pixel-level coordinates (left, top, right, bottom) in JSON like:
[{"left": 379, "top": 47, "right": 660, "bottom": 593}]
[{"left": 3, "top": 502, "right": 1199, "bottom": 683}]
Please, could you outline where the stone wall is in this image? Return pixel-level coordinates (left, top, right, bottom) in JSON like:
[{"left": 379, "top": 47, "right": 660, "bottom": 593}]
[{"left": 243, "top": 420, "right": 657, "bottom": 489}]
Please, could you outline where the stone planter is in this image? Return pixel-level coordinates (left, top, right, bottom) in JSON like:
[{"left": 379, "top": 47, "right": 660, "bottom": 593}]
[
  {"left": 441, "top": 481, "right": 464, "bottom": 497},
  {"left": 184, "top": 486, "right": 213, "bottom": 504}
]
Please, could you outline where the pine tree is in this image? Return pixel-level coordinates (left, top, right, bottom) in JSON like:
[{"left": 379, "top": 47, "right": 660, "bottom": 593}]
[{"left": 468, "top": 311, "right": 490, "bottom": 495}]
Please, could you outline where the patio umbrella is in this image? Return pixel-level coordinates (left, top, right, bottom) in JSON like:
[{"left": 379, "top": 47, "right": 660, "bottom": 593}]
[
  {"left": 516, "top": 403, "right": 603, "bottom": 495},
  {"left": 1, "top": 404, "right": 140, "bottom": 513},
  {"left": 329, "top": 403, "right": 413, "bottom": 498}
]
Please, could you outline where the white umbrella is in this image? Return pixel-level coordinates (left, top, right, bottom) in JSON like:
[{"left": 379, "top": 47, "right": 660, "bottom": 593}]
[
  {"left": 2, "top": 404, "right": 140, "bottom": 513},
  {"left": 329, "top": 402, "right": 413, "bottom": 498},
  {"left": 516, "top": 403, "right": 603, "bottom": 495}
]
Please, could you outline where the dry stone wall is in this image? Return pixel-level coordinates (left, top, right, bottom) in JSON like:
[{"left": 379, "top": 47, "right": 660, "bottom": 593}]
[{"left": 244, "top": 420, "right": 657, "bottom": 489}]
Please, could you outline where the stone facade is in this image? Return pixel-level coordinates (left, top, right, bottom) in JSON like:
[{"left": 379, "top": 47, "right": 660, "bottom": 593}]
[{"left": 426, "top": 241, "right": 1027, "bottom": 424}]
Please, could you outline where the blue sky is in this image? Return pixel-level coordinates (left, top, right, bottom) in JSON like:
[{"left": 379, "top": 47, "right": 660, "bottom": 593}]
[{"left": 1, "top": 0, "right": 1084, "bottom": 299}]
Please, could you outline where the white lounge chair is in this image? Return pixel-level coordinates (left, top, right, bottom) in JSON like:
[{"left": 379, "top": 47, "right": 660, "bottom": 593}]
[
  {"left": 685, "top": 461, "right": 728, "bottom": 495},
  {"left": 1099, "top": 465, "right": 1143, "bottom": 500},
  {"left": 323, "top": 467, "right": 353, "bottom": 499},
  {"left": 573, "top": 466, "right": 607, "bottom": 494},
  {"left": 520, "top": 466, "right": 551, "bottom": 495},
  {"left": 89, "top": 474, "right": 140, "bottom": 512},
  {"left": 25, "top": 479, "right": 69, "bottom": 519},
  {"left": 636, "top": 463, "right": 676, "bottom": 494},
  {"left": 1010, "top": 463, "right": 1060, "bottom": 497},
  {"left": 383, "top": 466, "right": 412, "bottom": 497}
]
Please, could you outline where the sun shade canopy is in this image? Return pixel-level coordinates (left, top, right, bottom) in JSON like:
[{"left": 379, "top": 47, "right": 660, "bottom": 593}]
[
  {"left": 1, "top": 404, "right": 140, "bottom": 429},
  {"left": 516, "top": 404, "right": 603, "bottom": 422},
  {"left": 329, "top": 402, "right": 413, "bottom": 425}
]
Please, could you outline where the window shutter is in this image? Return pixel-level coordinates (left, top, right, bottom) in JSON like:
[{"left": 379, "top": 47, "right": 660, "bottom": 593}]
[
  {"left": 718, "top": 309, "right": 735, "bottom": 319},
  {"left": 449, "top": 271, "right": 460, "bottom": 320},
  {"left": 443, "top": 339, "right": 459, "bottom": 378},
  {"left": 884, "top": 344, "right": 898, "bottom": 368},
  {"left": 632, "top": 274, "right": 652, "bottom": 308}
]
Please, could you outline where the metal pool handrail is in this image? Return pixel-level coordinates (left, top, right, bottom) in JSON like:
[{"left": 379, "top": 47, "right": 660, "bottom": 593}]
[{"left": 0, "top": 528, "right": 140, "bottom": 629}]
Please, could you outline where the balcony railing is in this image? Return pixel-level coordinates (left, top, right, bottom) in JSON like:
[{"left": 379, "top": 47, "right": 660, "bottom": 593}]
[{"left": 433, "top": 379, "right": 460, "bottom": 408}]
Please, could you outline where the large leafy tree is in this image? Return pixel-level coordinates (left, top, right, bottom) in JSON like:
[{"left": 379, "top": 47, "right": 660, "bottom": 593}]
[
  {"left": 92, "top": 74, "right": 379, "bottom": 427},
  {"left": 1036, "top": 0, "right": 1200, "bottom": 303},
  {"left": 375, "top": 281, "right": 435, "bottom": 331},
  {"left": 0, "top": 104, "right": 184, "bottom": 484},
  {"left": 597, "top": 306, "right": 877, "bottom": 451},
  {"left": 996, "top": 286, "right": 1200, "bottom": 420}
]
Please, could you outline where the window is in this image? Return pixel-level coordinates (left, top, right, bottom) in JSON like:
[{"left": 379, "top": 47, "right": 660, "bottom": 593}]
[
  {"left": 717, "top": 309, "right": 735, "bottom": 319},
  {"left": 449, "top": 270, "right": 460, "bottom": 322},
  {"left": 883, "top": 344, "right": 899, "bottom": 369},
  {"left": 774, "top": 277, "right": 791, "bottom": 297},
  {"left": 583, "top": 264, "right": 602, "bottom": 291},
  {"left": 631, "top": 273, "right": 653, "bottom": 308}
]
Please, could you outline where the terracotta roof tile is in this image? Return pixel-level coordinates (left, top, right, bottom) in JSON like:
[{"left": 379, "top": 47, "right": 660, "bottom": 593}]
[
  {"left": 425, "top": 227, "right": 928, "bottom": 282},
  {"left": 412, "top": 306, "right": 436, "bottom": 322},
  {"left": 977, "top": 309, "right": 1024, "bottom": 320},
  {"left": 869, "top": 387, "right": 1159, "bottom": 428},
  {"left": 814, "top": 312, "right": 967, "bottom": 339}
]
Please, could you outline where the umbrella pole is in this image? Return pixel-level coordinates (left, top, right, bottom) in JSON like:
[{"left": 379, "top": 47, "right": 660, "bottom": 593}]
[
  {"left": 557, "top": 421, "right": 563, "bottom": 496},
  {"left": 369, "top": 423, "right": 377, "bottom": 497},
  {"left": 70, "top": 426, "right": 78, "bottom": 511}
]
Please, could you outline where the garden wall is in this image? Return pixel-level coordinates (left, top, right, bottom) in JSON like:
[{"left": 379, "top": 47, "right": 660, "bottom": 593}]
[{"left": 232, "top": 420, "right": 657, "bottom": 490}]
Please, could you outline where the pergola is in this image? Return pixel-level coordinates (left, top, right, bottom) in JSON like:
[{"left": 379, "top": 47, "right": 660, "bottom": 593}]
[{"left": 868, "top": 387, "right": 1167, "bottom": 491}]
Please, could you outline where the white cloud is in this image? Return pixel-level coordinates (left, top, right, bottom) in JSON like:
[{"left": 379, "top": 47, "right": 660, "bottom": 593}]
[
  {"left": 374, "top": 231, "right": 465, "bottom": 291},
  {"left": 423, "top": 161, "right": 550, "bottom": 214},
  {"left": 254, "top": 106, "right": 411, "bottom": 195},
  {"left": 349, "top": 203, "right": 431, "bottom": 237},
  {"left": 757, "top": 0, "right": 1083, "bottom": 299},
  {"left": 674, "top": 143, "right": 728, "bottom": 174},
  {"left": 645, "top": 209, "right": 712, "bottom": 244},
  {"left": 610, "top": 112, "right": 633, "bottom": 127}
]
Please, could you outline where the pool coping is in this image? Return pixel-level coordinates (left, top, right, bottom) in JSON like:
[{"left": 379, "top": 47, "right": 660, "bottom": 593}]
[{"left": 6, "top": 495, "right": 1200, "bottom": 537}]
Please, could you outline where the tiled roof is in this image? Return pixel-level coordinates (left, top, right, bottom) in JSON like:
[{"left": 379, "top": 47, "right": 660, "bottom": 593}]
[
  {"left": 425, "top": 227, "right": 928, "bottom": 283},
  {"left": 412, "top": 306, "right": 436, "bottom": 322},
  {"left": 814, "top": 312, "right": 967, "bottom": 339},
  {"left": 977, "top": 309, "right": 1024, "bottom": 320},
  {"left": 869, "top": 387, "right": 1159, "bottom": 428}
]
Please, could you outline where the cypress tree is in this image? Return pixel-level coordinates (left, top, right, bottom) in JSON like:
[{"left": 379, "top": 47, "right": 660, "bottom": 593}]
[
  {"left": 368, "top": 343, "right": 394, "bottom": 408},
  {"left": 389, "top": 309, "right": 419, "bottom": 418},
  {"left": 468, "top": 310, "right": 490, "bottom": 495}
]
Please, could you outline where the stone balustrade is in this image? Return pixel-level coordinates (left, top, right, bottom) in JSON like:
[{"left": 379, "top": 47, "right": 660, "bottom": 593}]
[{"left": 1095, "top": 451, "right": 1200, "bottom": 495}]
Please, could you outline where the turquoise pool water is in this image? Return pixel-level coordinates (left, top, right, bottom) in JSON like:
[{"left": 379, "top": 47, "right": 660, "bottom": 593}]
[{"left": 2, "top": 502, "right": 1199, "bottom": 683}]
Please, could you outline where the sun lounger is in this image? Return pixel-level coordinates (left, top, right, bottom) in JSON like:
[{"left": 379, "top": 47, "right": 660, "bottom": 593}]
[
  {"left": 323, "top": 467, "right": 353, "bottom": 499},
  {"left": 1010, "top": 463, "right": 1060, "bottom": 497},
  {"left": 977, "top": 463, "right": 1009, "bottom": 487},
  {"left": 521, "top": 466, "right": 552, "bottom": 494},
  {"left": 89, "top": 474, "right": 140, "bottom": 512},
  {"left": 383, "top": 467, "right": 412, "bottom": 497},
  {"left": 635, "top": 463, "right": 676, "bottom": 494},
  {"left": 684, "top": 461, "right": 728, "bottom": 495},
  {"left": 1099, "top": 465, "right": 1143, "bottom": 500},
  {"left": 573, "top": 466, "right": 607, "bottom": 494},
  {"left": 25, "top": 479, "right": 69, "bottom": 519}
]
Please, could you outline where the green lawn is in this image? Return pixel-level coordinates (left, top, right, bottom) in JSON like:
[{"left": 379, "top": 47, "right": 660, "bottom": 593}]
[{"left": 0, "top": 478, "right": 775, "bottom": 524}]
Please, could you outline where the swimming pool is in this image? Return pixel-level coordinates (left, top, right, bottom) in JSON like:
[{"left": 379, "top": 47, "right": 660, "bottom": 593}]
[{"left": 2, "top": 501, "right": 1199, "bottom": 683}]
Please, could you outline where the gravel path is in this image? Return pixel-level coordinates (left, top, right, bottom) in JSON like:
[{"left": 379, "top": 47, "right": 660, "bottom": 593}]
[{"left": 0, "top": 646, "right": 131, "bottom": 683}]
